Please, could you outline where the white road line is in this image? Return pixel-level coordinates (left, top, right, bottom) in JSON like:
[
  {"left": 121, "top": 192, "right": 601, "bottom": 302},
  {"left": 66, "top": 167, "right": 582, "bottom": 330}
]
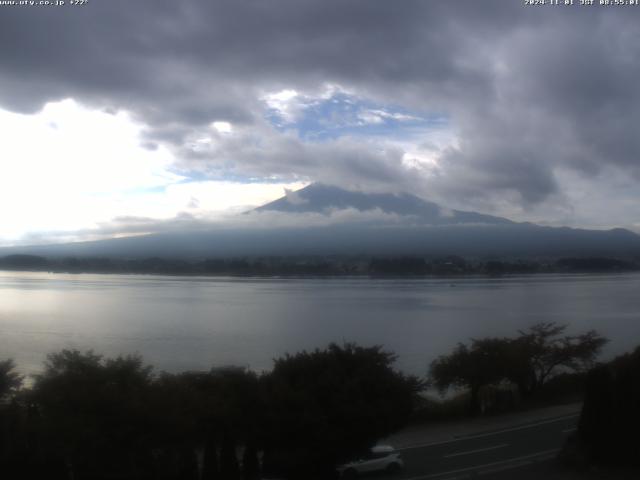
[
  {"left": 397, "top": 413, "right": 579, "bottom": 451},
  {"left": 562, "top": 427, "right": 576, "bottom": 433},
  {"left": 403, "top": 448, "right": 560, "bottom": 480},
  {"left": 443, "top": 443, "right": 508, "bottom": 458}
]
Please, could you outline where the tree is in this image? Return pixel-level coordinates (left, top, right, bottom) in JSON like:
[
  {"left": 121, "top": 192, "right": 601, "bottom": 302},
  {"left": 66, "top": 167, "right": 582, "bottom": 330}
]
[
  {"left": 0, "top": 359, "right": 25, "bottom": 478},
  {"left": 31, "top": 350, "right": 155, "bottom": 479},
  {"left": 241, "top": 443, "right": 260, "bottom": 480},
  {"left": 575, "top": 345, "right": 640, "bottom": 466},
  {"left": 513, "top": 322, "right": 608, "bottom": 396},
  {"left": 0, "top": 359, "right": 23, "bottom": 400},
  {"left": 154, "top": 366, "right": 263, "bottom": 480},
  {"left": 429, "top": 338, "right": 512, "bottom": 415},
  {"left": 429, "top": 323, "right": 608, "bottom": 414},
  {"left": 261, "top": 343, "right": 421, "bottom": 479}
]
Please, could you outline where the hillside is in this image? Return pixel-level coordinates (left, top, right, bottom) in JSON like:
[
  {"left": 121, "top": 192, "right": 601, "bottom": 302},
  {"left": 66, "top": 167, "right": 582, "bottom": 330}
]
[{"left": 1, "top": 184, "right": 639, "bottom": 260}]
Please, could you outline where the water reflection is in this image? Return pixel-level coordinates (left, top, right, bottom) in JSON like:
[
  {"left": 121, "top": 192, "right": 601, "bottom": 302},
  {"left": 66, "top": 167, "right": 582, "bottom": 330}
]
[{"left": 1, "top": 271, "right": 639, "bottom": 376}]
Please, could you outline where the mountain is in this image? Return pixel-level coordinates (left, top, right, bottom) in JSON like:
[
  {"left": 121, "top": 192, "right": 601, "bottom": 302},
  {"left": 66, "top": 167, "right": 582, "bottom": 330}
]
[
  {"left": 255, "top": 183, "right": 513, "bottom": 226},
  {"left": 2, "top": 184, "right": 640, "bottom": 259}
]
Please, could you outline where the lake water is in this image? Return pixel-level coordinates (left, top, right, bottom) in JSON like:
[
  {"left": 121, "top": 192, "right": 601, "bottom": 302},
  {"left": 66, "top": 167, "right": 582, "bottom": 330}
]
[{"left": 1, "top": 271, "right": 639, "bottom": 378}]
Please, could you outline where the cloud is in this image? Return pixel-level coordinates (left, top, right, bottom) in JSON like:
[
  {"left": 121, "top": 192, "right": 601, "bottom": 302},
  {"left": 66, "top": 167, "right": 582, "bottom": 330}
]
[
  {"left": 357, "top": 109, "right": 421, "bottom": 126},
  {"left": 0, "top": 97, "right": 306, "bottom": 246},
  {"left": 283, "top": 188, "right": 308, "bottom": 206},
  {"left": 0, "top": 99, "right": 181, "bottom": 241},
  {"left": 14, "top": 205, "right": 423, "bottom": 246},
  {"left": 172, "top": 119, "right": 421, "bottom": 191},
  {"left": 1, "top": 1, "right": 640, "bottom": 233}
]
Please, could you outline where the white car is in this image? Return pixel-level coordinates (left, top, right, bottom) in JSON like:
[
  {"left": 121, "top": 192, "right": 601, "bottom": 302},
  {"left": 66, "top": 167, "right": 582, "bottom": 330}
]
[{"left": 337, "top": 445, "right": 404, "bottom": 478}]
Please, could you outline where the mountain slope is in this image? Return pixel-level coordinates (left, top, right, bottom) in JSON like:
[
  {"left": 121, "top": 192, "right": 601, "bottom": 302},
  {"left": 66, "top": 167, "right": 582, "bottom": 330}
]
[
  {"left": 2, "top": 184, "right": 640, "bottom": 259},
  {"left": 255, "top": 183, "right": 513, "bottom": 225}
]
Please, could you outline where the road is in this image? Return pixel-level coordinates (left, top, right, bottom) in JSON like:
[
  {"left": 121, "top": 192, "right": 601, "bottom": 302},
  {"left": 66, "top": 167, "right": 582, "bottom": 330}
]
[{"left": 380, "top": 414, "right": 579, "bottom": 479}]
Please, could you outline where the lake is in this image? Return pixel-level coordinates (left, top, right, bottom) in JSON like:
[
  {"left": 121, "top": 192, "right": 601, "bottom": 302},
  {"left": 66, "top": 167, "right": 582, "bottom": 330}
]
[{"left": 1, "top": 271, "right": 639, "bottom": 378}]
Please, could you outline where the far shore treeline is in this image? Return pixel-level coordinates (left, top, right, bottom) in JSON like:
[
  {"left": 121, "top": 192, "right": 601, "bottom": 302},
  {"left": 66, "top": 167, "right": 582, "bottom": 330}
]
[
  {"left": 1, "top": 254, "right": 639, "bottom": 277},
  {"left": 1, "top": 323, "right": 638, "bottom": 479}
]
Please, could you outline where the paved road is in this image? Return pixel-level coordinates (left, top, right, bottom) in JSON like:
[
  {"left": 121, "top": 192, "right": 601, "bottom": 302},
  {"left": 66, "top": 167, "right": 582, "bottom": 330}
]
[{"left": 379, "top": 414, "right": 579, "bottom": 479}]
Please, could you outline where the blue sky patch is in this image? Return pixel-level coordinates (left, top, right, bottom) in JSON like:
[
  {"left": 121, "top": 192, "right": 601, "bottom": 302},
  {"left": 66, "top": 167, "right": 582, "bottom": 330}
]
[{"left": 265, "top": 91, "right": 447, "bottom": 142}]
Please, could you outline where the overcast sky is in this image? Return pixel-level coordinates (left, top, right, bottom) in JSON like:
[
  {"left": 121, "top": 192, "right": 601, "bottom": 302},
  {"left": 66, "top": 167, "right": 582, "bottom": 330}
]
[{"left": 1, "top": 0, "right": 639, "bottom": 245}]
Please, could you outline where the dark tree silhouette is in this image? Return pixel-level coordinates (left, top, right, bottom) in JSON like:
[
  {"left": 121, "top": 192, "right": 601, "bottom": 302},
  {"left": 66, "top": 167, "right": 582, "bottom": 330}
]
[
  {"left": 261, "top": 343, "right": 421, "bottom": 479},
  {"left": 202, "top": 437, "right": 220, "bottom": 480},
  {"left": 513, "top": 322, "right": 608, "bottom": 396},
  {"left": 241, "top": 443, "right": 260, "bottom": 480},
  {"left": 219, "top": 433, "right": 240, "bottom": 480},
  {"left": 430, "top": 323, "right": 608, "bottom": 414},
  {"left": 575, "top": 345, "right": 640, "bottom": 466},
  {"left": 430, "top": 338, "right": 512, "bottom": 415},
  {"left": 31, "top": 350, "right": 155, "bottom": 480},
  {"left": 0, "top": 359, "right": 25, "bottom": 479},
  {"left": 0, "top": 359, "right": 22, "bottom": 401},
  {"left": 4, "top": 343, "right": 418, "bottom": 479},
  {"left": 155, "top": 366, "right": 263, "bottom": 480}
]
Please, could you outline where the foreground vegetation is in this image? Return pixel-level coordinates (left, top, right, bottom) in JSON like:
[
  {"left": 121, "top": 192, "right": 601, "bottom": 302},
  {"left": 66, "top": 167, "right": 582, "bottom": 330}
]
[
  {"left": 0, "top": 322, "right": 634, "bottom": 479},
  {"left": 566, "top": 345, "right": 640, "bottom": 469},
  {"left": 428, "top": 323, "right": 607, "bottom": 416},
  {"left": 0, "top": 344, "right": 420, "bottom": 480}
]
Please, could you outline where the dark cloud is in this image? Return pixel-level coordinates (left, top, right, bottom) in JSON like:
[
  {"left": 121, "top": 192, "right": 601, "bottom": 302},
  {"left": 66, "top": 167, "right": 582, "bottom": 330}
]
[
  {"left": 425, "top": 7, "right": 640, "bottom": 215},
  {"left": 174, "top": 123, "right": 420, "bottom": 192},
  {"left": 1, "top": 1, "right": 639, "bottom": 222}
]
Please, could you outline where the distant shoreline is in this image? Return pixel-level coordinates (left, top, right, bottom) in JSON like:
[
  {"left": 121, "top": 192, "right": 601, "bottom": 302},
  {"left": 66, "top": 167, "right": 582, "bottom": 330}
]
[{"left": 1, "top": 253, "right": 639, "bottom": 278}]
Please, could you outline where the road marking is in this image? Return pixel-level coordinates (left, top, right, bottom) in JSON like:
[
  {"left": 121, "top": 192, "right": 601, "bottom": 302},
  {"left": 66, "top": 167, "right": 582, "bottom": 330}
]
[
  {"left": 403, "top": 448, "right": 559, "bottom": 480},
  {"left": 397, "top": 413, "right": 579, "bottom": 451},
  {"left": 562, "top": 427, "right": 576, "bottom": 433},
  {"left": 443, "top": 443, "right": 508, "bottom": 458}
]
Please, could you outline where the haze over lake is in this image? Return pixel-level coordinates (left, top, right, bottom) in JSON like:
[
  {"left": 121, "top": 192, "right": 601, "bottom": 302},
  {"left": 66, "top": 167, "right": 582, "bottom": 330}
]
[{"left": 1, "top": 271, "right": 639, "bottom": 377}]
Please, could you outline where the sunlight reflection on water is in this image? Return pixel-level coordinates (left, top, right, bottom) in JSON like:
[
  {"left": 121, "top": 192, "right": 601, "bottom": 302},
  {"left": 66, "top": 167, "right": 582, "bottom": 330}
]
[{"left": 1, "top": 271, "right": 639, "bottom": 377}]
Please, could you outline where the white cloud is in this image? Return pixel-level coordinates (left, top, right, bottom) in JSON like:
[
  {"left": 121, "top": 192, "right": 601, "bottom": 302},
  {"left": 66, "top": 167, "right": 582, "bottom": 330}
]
[
  {"left": 357, "top": 108, "right": 422, "bottom": 125},
  {"left": 262, "top": 84, "right": 353, "bottom": 125},
  {"left": 225, "top": 207, "right": 414, "bottom": 230},
  {"left": 284, "top": 187, "right": 308, "bottom": 206},
  {"left": 356, "top": 110, "right": 385, "bottom": 125},
  {"left": 263, "top": 89, "right": 302, "bottom": 123},
  {"left": 164, "top": 180, "right": 309, "bottom": 214},
  {"left": 0, "top": 99, "right": 180, "bottom": 241},
  {"left": 0, "top": 99, "right": 308, "bottom": 245},
  {"left": 211, "top": 121, "right": 233, "bottom": 134}
]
